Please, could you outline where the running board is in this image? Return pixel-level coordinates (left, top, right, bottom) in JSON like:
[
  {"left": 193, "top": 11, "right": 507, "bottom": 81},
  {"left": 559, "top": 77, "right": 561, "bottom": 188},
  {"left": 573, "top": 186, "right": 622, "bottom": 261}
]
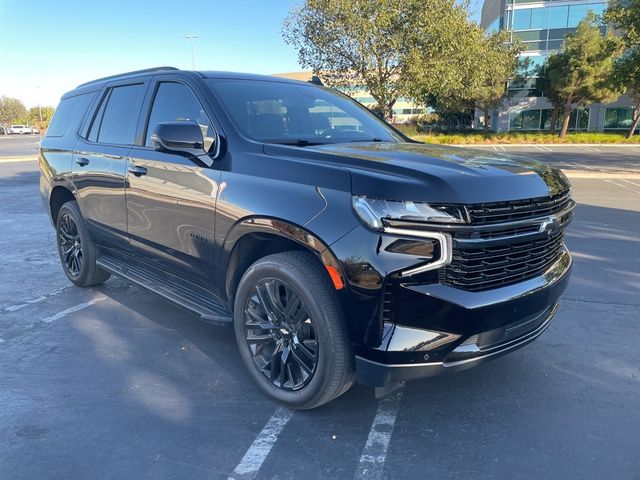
[{"left": 97, "top": 255, "right": 233, "bottom": 326}]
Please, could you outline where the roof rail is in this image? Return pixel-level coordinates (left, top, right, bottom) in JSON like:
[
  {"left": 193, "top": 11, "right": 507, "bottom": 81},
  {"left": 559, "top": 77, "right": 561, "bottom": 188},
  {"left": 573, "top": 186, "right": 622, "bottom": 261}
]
[{"left": 76, "top": 66, "right": 179, "bottom": 88}]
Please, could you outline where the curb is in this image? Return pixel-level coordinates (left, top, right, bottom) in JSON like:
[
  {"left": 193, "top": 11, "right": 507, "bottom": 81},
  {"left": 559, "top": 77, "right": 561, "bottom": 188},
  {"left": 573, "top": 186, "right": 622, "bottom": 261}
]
[
  {"left": 0, "top": 156, "right": 37, "bottom": 164},
  {"left": 561, "top": 170, "right": 640, "bottom": 179},
  {"left": 453, "top": 144, "right": 640, "bottom": 148}
]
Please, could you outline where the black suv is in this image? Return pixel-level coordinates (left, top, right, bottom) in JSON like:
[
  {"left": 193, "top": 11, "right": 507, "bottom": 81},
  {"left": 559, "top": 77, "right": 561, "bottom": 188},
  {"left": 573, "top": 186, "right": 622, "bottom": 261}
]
[{"left": 40, "top": 67, "right": 573, "bottom": 409}]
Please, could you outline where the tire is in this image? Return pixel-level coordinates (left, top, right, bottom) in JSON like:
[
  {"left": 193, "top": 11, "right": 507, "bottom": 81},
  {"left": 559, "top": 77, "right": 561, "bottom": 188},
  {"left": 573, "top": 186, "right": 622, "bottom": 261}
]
[
  {"left": 233, "top": 251, "right": 355, "bottom": 409},
  {"left": 55, "top": 201, "right": 110, "bottom": 287}
]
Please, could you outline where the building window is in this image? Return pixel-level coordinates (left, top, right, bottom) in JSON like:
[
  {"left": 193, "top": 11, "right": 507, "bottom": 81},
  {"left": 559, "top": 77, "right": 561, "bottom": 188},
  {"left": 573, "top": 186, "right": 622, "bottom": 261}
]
[
  {"left": 513, "top": 8, "right": 532, "bottom": 30},
  {"left": 604, "top": 107, "right": 636, "bottom": 130},
  {"left": 509, "top": 109, "right": 541, "bottom": 130},
  {"left": 510, "top": 4, "right": 606, "bottom": 32},
  {"left": 510, "top": 108, "right": 589, "bottom": 131}
]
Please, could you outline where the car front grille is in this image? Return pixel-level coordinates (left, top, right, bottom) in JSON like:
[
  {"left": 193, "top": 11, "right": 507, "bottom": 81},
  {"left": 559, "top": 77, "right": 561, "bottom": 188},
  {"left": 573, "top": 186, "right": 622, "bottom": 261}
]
[
  {"left": 441, "top": 231, "right": 565, "bottom": 291},
  {"left": 466, "top": 190, "right": 572, "bottom": 225},
  {"left": 436, "top": 190, "right": 573, "bottom": 292}
]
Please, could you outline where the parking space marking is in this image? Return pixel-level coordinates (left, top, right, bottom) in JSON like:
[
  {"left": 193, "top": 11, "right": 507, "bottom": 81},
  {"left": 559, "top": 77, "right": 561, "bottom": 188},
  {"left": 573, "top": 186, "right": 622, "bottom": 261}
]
[
  {"left": 620, "top": 179, "right": 640, "bottom": 188},
  {"left": 3, "top": 287, "right": 70, "bottom": 313},
  {"left": 603, "top": 179, "right": 640, "bottom": 194},
  {"left": 227, "top": 407, "right": 293, "bottom": 480},
  {"left": 534, "top": 146, "right": 553, "bottom": 152},
  {"left": 40, "top": 296, "right": 106, "bottom": 323},
  {"left": 577, "top": 145, "right": 600, "bottom": 152},
  {"left": 354, "top": 390, "right": 403, "bottom": 480}
]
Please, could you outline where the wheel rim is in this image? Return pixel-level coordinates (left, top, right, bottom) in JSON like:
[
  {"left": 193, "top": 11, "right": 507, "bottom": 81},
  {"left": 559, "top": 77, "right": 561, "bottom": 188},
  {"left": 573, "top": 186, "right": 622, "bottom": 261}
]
[
  {"left": 58, "top": 212, "right": 83, "bottom": 276},
  {"left": 244, "top": 278, "right": 319, "bottom": 391}
]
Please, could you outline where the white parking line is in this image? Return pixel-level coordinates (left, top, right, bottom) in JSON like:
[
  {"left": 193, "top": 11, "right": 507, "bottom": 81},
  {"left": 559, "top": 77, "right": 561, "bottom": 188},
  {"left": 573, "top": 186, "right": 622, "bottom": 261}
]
[
  {"left": 534, "top": 145, "right": 553, "bottom": 152},
  {"left": 3, "top": 287, "right": 70, "bottom": 313},
  {"left": 603, "top": 179, "right": 640, "bottom": 194},
  {"left": 40, "top": 296, "right": 106, "bottom": 323},
  {"left": 577, "top": 145, "right": 600, "bottom": 152},
  {"left": 620, "top": 179, "right": 640, "bottom": 188},
  {"left": 354, "top": 390, "right": 403, "bottom": 480},
  {"left": 227, "top": 407, "right": 293, "bottom": 480}
]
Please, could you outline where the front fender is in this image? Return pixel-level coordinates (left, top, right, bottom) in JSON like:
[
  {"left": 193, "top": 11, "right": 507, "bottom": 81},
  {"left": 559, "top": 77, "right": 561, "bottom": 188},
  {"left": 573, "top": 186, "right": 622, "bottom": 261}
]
[{"left": 220, "top": 216, "right": 346, "bottom": 291}]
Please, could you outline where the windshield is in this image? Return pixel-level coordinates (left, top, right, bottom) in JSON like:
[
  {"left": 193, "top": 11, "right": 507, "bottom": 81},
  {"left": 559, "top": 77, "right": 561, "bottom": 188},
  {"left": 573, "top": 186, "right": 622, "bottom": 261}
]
[{"left": 206, "top": 79, "right": 402, "bottom": 145}]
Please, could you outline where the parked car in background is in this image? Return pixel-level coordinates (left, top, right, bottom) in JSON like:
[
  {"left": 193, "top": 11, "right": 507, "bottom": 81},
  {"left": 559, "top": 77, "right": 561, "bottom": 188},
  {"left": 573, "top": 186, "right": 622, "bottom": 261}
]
[
  {"left": 0, "top": 126, "right": 6, "bottom": 135},
  {"left": 8, "top": 125, "right": 38, "bottom": 134},
  {"left": 40, "top": 67, "right": 574, "bottom": 409}
]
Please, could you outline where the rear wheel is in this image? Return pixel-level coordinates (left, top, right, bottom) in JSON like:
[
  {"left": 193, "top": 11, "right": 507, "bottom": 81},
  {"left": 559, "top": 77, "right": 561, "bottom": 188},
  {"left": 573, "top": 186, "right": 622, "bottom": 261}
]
[
  {"left": 234, "top": 251, "right": 354, "bottom": 409},
  {"left": 55, "top": 201, "right": 110, "bottom": 287}
]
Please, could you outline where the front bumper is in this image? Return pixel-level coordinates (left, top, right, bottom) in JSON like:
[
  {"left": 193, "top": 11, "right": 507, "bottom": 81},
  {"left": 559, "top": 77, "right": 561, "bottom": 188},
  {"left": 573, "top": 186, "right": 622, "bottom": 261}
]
[{"left": 355, "top": 247, "right": 572, "bottom": 387}]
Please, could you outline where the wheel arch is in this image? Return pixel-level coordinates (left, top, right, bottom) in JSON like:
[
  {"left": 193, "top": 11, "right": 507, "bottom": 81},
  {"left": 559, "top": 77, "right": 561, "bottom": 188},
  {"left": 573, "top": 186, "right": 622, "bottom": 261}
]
[
  {"left": 49, "top": 184, "right": 77, "bottom": 223},
  {"left": 222, "top": 217, "right": 346, "bottom": 305}
]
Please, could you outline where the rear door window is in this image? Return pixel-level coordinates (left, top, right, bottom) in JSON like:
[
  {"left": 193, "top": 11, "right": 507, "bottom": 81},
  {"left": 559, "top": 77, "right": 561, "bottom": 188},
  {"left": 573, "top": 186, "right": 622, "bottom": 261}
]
[{"left": 87, "top": 84, "right": 146, "bottom": 145}]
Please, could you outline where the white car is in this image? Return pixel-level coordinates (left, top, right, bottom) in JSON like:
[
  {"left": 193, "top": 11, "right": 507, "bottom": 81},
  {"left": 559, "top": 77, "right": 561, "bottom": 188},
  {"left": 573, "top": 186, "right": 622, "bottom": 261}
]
[{"left": 8, "top": 125, "right": 38, "bottom": 134}]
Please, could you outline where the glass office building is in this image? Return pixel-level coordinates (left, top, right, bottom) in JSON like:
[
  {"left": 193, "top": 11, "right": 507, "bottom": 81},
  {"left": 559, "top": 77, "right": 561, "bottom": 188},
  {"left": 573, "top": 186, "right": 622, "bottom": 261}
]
[{"left": 479, "top": 0, "right": 636, "bottom": 132}]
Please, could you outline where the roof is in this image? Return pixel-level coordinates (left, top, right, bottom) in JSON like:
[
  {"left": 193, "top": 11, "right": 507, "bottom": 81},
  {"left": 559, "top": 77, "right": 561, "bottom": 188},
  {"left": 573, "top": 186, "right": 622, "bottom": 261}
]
[{"left": 64, "top": 67, "right": 317, "bottom": 100}]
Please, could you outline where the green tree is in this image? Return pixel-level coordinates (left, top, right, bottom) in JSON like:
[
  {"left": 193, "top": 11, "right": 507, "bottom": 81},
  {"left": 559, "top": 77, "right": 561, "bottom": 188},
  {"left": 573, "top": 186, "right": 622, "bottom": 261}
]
[
  {"left": 0, "top": 96, "right": 27, "bottom": 125},
  {"left": 283, "top": 0, "right": 412, "bottom": 120},
  {"left": 402, "top": 1, "right": 487, "bottom": 114},
  {"left": 605, "top": 0, "right": 640, "bottom": 137},
  {"left": 282, "top": 0, "right": 480, "bottom": 121},
  {"left": 27, "top": 106, "right": 56, "bottom": 133},
  {"left": 471, "top": 31, "right": 523, "bottom": 132},
  {"left": 537, "top": 57, "right": 570, "bottom": 132},
  {"left": 543, "top": 16, "right": 623, "bottom": 138}
]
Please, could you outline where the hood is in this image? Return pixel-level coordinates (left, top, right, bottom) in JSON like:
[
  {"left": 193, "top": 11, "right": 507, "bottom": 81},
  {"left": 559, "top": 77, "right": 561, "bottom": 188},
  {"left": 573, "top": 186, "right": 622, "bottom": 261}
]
[{"left": 263, "top": 142, "right": 570, "bottom": 204}]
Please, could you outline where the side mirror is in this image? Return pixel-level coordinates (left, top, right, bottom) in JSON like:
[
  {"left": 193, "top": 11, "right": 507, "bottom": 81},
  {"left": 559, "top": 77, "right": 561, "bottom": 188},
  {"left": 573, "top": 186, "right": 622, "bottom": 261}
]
[{"left": 150, "top": 121, "right": 211, "bottom": 158}]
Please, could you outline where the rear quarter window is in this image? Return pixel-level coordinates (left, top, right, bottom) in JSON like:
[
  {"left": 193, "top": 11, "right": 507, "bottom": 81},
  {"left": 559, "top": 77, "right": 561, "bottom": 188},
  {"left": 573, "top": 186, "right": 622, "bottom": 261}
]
[{"left": 46, "top": 93, "right": 94, "bottom": 138}]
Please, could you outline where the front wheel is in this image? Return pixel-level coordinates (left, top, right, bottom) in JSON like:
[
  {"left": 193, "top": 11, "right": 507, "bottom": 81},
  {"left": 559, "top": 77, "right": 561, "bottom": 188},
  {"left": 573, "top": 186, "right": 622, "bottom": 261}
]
[{"left": 233, "top": 251, "right": 355, "bottom": 409}]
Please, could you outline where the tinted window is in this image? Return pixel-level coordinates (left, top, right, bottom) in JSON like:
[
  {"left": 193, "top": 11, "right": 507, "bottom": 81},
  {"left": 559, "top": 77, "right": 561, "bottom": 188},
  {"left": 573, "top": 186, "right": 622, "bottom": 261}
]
[
  {"left": 89, "top": 84, "right": 145, "bottom": 145},
  {"left": 46, "top": 93, "right": 94, "bottom": 137},
  {"left": 206, "top": 79, "right": 401, "bottom": 145},
  {"left": 145, "top": 82, "right": 214, "bottom": 148},
  {"left": 87, "top": 93, "right": 108, "bottom": 142}
]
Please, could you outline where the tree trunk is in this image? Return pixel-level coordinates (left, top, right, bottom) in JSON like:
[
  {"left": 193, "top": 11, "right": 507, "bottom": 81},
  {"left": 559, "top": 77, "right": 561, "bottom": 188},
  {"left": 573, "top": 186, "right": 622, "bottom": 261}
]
[
  {"left": 482, "top": 106, "right": 490, "bottom": 133},
  {"left": 550, "top": 109, "right": 559, "bottom": 133},
  {"left": 559, "top": 107, "right": 572, "bottom": 139},
  {"left": 628, "top": 107, "right": 640, "bottom": 139}
]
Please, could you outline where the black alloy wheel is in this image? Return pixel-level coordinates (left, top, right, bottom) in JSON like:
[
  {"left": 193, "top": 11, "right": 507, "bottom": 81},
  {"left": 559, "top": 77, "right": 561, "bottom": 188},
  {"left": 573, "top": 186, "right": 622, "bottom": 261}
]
[
  {"left": 244, "top": 278, "right": 319, "bottom": 391},
  {"left": 58, "top": 212, "right": 83, "bottom": 276},
  {"left": 233, "top": 251, "right": 355, "bottom": 409}
]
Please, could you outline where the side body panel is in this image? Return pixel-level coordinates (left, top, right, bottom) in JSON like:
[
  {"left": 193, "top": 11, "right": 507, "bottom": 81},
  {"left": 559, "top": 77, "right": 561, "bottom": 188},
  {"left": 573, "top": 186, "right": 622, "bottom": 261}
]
[
  {"left": 72, "top": 140, "right": 131, "bottom": 251},
  {"left": 126, "top": 147, "right": 221, "bottom": 287}
]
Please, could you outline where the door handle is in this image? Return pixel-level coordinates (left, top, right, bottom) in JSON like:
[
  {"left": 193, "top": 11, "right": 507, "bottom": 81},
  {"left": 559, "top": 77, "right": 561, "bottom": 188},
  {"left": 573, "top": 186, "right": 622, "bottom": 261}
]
[
  {"left": 128, "top": 165, "right": 148, "bottom": 177},
  {"left": 75, "top": 157, "right": 89, "bottom": 167}
]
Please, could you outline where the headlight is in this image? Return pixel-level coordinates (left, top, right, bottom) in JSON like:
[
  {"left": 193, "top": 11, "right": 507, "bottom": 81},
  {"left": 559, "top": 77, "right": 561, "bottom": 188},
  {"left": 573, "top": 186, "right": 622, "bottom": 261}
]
[{"left": 352, "top": 196, "right": 467, "bottom": 231}]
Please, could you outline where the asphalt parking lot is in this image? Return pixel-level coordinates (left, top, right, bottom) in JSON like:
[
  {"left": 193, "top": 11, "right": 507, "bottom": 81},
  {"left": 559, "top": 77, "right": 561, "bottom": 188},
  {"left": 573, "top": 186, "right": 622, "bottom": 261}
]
[{"left": 1, "top": 136, "right": 639, "bottom": 479}]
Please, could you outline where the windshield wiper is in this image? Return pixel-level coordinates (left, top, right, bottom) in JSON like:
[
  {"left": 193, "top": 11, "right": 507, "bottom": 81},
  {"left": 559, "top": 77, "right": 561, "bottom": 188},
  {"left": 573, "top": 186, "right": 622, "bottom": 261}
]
[{"left": 271, "top": 139, "right": 325, "bottom": 147}]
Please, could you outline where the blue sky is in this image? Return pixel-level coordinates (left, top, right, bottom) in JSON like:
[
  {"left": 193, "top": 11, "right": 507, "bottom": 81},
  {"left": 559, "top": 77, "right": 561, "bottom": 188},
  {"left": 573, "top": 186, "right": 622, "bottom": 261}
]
[{"left": 0, "top": 0, "right": 483, "bottom": 108}]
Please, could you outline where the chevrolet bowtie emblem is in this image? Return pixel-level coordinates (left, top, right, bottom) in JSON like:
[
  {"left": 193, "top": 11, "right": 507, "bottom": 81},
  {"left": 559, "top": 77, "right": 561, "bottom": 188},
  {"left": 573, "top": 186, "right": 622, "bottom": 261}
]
[{"left": 538, "top": 217, "right": 556, "bottom": 234}]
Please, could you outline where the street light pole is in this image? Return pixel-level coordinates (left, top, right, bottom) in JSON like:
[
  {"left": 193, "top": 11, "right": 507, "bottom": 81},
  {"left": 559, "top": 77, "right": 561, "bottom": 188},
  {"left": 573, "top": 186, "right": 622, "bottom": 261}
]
[
  {"left": 185, "top": 35, "right": 198, "bottom": 69},
  {"left": 36, "top": 86, "right": 43, "bottom": 135}
]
